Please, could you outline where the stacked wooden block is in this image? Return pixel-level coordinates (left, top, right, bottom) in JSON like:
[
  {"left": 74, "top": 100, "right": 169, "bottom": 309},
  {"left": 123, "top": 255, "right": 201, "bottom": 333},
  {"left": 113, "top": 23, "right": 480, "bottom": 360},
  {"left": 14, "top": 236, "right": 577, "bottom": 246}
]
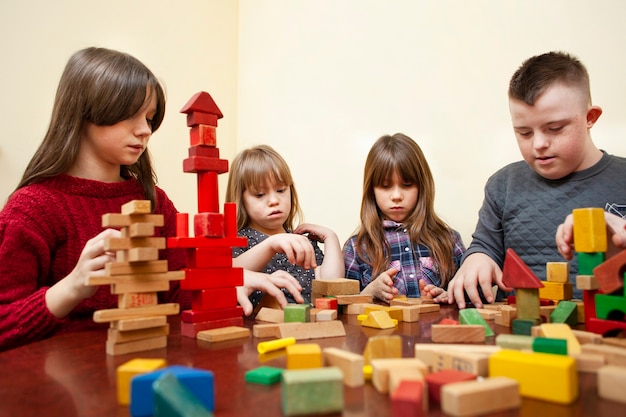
[
  {"left": 166, "top": 91, "right": 248, "bottom": 338},
  {"left": 90, "top": 200, "right": 183, "bottom": 355}
]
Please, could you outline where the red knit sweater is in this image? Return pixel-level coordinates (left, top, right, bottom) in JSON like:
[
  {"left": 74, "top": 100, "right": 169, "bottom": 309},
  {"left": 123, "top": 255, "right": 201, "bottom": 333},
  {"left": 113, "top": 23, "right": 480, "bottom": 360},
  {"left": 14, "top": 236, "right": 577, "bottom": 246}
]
[{"left": 0, "top": 174, "right": 190, "bottom": 351}]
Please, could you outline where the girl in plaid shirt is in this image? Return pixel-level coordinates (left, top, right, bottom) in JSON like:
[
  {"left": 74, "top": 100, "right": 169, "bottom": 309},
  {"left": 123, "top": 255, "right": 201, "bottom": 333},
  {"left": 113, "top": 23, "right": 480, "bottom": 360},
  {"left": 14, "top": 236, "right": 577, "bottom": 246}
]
[{"left": 343, "top": 133, "right": 466, "bottom": 302}]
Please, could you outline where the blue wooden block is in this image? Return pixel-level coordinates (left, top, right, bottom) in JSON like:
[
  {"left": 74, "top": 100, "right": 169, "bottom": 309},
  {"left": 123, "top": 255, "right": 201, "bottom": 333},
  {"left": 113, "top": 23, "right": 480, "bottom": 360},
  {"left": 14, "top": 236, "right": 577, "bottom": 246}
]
[
  {"left": 130, "top": 365, "right": 214, "bottom": 417},
  {"left": 153, "top": 372, "right": 213, "bottom": 417}
]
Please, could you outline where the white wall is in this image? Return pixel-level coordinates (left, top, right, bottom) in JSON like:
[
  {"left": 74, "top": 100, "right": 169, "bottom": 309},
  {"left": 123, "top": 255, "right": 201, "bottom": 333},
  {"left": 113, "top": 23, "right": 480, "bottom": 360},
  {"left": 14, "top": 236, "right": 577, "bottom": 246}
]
[{"left": 2, "top": 1, "right": 626, "bottom": 251}]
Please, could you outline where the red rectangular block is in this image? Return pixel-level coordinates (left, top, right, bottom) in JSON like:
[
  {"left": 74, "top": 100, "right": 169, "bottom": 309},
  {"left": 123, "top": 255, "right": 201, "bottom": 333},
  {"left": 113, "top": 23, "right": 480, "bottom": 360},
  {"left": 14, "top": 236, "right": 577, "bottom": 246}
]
[
  {"left": 186, "top": 112, "right": 218, "bottom": 127},
  {"left": 392, "top": 380, "right": 424, "bottom": 417},
  {"left": 183, "top": 156, "right": 228, "bottom": 174},
  {"left": 192, "top": 287, "right": 238, "bottom": 311},
  {"left": 224, "top": 202, "right": 237, "bottom": 238},
  {"left": 181, "top": 306, "right": 243, "bottom": 323},
  {"left": 181, "top": 267, "right": 244, "bottom": 290},
  {"left": 315, "top": 297, "right": 338, "bottom": 310},
  {"left": 424, "top": 370, "right": 476, "bottom": 403},
  {"left": 176, "top": 213, "right": 189, "bottom": 238},
  {"left": 186, "top": 247, "right": 233, "bottom": 268},
  {"left": 181, "top": 316, "right": 244, "bottom": 338},
  {"left": 194, "top": 212, "right": 224, "bottom": 237},
  {"left": 189, "top": 125, "right": 217, "bottom": 147},
  {"left": 188, "top": 144, "right": 219, "bottom": 158},
  {"left": 168, "top": 236, "right": 248, "bottom": 249}
]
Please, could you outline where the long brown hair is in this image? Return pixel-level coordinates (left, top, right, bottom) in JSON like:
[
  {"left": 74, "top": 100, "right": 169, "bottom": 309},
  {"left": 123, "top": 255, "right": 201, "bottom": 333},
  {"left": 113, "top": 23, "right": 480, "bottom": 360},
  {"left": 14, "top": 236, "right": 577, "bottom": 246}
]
[
  {"left": 355, "top": 133, "right": 458, "bottom": 286},
  {"left": 15, "top": 47, "right": 166, "bottom": 209},
  {"left": 225, "top": 145, "right": 303, "bottom": 231}
]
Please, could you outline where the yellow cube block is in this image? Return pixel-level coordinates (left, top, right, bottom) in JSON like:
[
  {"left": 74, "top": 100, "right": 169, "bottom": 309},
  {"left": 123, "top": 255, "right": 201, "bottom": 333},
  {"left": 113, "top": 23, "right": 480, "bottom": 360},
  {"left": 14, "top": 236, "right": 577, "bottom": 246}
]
[
  {"left": 538, "top": 281, "right": 573, "bottom": 301},
  {"left": 572, "top": 208, "right": 607, "bottom": 253},
  {"left": 116, "top": 358, "right": 166, "bottom": 405},
  {"left": 286, "top": 343, "right": 323, "bottom": 369},
  {"left": 546, "top": 262, "right": 569, "bottom": 283}
]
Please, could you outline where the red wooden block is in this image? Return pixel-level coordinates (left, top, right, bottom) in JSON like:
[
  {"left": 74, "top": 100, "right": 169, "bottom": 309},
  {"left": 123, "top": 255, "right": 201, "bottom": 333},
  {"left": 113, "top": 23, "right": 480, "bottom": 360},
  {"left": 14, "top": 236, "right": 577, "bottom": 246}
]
[
  {"left": 391, "top": 380, "right": 425, "bottom": 417},
  {"left": 168, "top": 236, "right": 248, "bottom": 249},
  {"left": 186, "top": 112, "right": 219, "bottom": 127},
  {"left": 586, "top": 317, "right": 626, "bottom": 336},
  {"left": 192, "top": 287, "right": 238, "bottom": 311},
  {"left": 188, "top": 144, "right": 219, "bottom": 158},
  {"left": 439, "top": 318, "right": 459, "bottom": 325},
  {"left": 183, "top": 156, "right": 228, "bottom": 174},
  {"left": 194, "top": 213, "right": 224, "bottom": 237},
  {"left": 189, "top": 125, "right": 217, "bottom": 147},
  {"left": 502, "top": 249, "right": 544, "bottom": 289},
  {"left": 181, "top": 267, "right": 244, "bottom": 291},
  {"left": 315, "top": 298, "right": 338, "bottom": 310},
  {"left": 180, "top": 91, "right": 224, "bottom": 118},
  {"left": 507, "top": 296, "right": 554, "bottom": 306},
  {"left": 224, "top": 202, "right": 237, "bottom": 238},
  {"left": 181, "top": 316, "right": 243, "bottom": 338},
  {"left": 198, "top": 171, "right": 219, "bottom": 214},
  {"left": 424, "top": 369, "right": 476, "bottom": 403},
  {"left": 181, "top": 306, "right": 243, "bottom": 323},
  {"left": 186, "top": 247, "right": 233, "bottom": 268},
  {"left": 593, "top": 250, "right": 626, "bottom": 295},
  {"left": 583, "top": 288, "right": 598, "bottom": 323},
  {"left": 176, "top": 213, "right": 189, "bottom": 238}
]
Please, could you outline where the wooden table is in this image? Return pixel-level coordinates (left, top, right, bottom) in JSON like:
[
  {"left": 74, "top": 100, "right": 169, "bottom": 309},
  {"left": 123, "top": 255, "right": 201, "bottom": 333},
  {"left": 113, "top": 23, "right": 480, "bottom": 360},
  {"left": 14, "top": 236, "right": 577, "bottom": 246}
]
[{"left": 1, "top": 305, "right": 624, "bottom": 417}]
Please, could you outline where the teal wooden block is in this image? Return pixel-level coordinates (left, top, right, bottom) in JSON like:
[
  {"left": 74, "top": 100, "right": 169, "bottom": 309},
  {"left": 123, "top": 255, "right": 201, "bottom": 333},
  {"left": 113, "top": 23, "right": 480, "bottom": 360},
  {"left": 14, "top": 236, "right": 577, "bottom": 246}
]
[
  {"left": 153, "top": 372, "right": 213, "bottom": 417},
  {"left": 459, "top": 308, "right": 494, "bottom": 337},
  {"left": 512, "top": 318, "right": 540, "bottom": 335},
  {"left": 281, "top": 367, "right": 343, "bottom": 416},
  {"left": 284, "top": 303, "right": 310, "bottom": 323},
  {"left": 245, "top": 366, "right": 283, "bottom": 385},
  {"left": 550, "top": 301, "right": 578, "bottom": 326},
  {"left": 577, "top": 252, "right": 605, "bottom": 275},
  {"left": 532, "top": 337, "right": 568, "bottom": 355},
  {"left": 595, "top": 294, "right": 626, "bottom": 320}
]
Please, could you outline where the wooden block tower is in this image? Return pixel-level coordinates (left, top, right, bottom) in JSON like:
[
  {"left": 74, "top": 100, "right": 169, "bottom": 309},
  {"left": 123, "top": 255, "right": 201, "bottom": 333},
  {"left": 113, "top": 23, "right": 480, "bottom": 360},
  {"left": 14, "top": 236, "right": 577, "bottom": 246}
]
[
  {"left": 90, "top": 200, "right": 184, "bottom": 355},
  {"left": 167, "top": 91, "right": 248, "bottom": 338}
]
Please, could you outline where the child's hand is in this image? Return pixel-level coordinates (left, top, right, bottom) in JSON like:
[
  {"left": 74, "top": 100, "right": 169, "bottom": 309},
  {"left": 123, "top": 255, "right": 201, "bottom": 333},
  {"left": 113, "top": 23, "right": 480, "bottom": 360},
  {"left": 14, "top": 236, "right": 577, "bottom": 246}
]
[
  {"left": 294, "top": 223, "right": 335, "bottom": 243},
  {"left": 557, "top": 212, "right": 626, "bottom": 260},
  {"left": 265, "top": 233, "right": 318, "bottom": 269},
  {"left": 362, "top": 267, "right": 399, "bottom": 303},
  {"left": 419, "top": 279, "right": 448, "bottom": 303}
]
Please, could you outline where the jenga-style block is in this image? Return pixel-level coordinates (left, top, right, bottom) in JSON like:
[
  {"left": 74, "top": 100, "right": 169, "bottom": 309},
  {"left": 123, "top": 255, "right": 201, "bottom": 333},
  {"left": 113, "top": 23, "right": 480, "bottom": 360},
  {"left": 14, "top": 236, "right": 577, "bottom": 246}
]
[
  {"left": 152, "top": 372, "right": 213, "bottom": 417},
  {"left": 488, "top": 349, "right": 578, "bottom": 404},
  {"left": 117, "top": 358, "right": 166, "bottom": 405},
  {"left": 391, "top": 380, "right": 426, "bottom": 417},
  {"left": 284, "top": 303, "right": 310, "bottom": 323},
  {"left": 323, "top": 347, "right": 365, "bottom": 387},
  {"left": 441, "top": 376, "right": 521, "bottom": 417},
  {"left": 281, "top": 367, "right": 343, "bottom": 416},
  {"left": 371, "top": 358, "right": 428, "bottom": 394},
  {"left": 597, "top": 365, "right": 626, "bottom": 403},
  {"left": 363, "top": 335, "right": 402, "bottom": 365},
  {"left": 539, "top": 282, "right": 573, "bottom": 301},
  {"left": 315, "top": 309, "right": 337, "bottom": 321},
  {"left": 502, "top": 248, "right": 545, "bottom": 288},
  {"left": 458, "top": 308, "right": 494, "bottom": 337},
  {"left": 424, "top": 369, "right": 476, "bottom": 403},
  {"left": 121, "top": 199, "right": 152, "bottom": 214},
  {"left": 118, "top": 292, "right": 159, "bottom": 309},
  {"left": 94, "top": 303, "right": 179, "bottom": 323},
  {"left": 107, "top": 324, "right": 169, "bottom": 345},
  {"left": 191, "top": 287, "right": 238, "bottom": 311},
  {"left": 278, "top": 321, "right": 346, "bottom": 340},
  {"left": 131, "top": 365, "right": 214, "bottom": 417},
  {"left": 107, "top": 336, "right": 167, "bottom": 356},
  {"left": 193, "top": 212, "right": 224, "bottom": 237},
  {"left": 547, "top": 262, "right": 570, "bottom": 283},
  {"left": 593, "top": 249, "right": 626, "bottom": 294},
  {"left": 112, "top": 316, "right": 168, "bottom": 332},
  {"left": 196, "top": 326, "right": 250, "bottom": 343},
  {"left": 286, "top": 343, "right": 323, "bottom": 369},
  {"left": 572, "top": 207, "right": 607, "bottom": 253},
  {"left": 431, "top": 325, "right": 486, "bottom": 343}
]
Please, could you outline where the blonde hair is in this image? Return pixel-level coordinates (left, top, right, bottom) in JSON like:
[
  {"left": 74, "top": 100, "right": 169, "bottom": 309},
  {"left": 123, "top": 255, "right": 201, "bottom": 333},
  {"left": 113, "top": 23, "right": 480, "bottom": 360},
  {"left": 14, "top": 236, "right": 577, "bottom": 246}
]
[
  {"left": 356, "top": 133, "right": 458, "bottom": 287},
  {"left": 226, "top": 145, "right": 303, "bottom": 230}
]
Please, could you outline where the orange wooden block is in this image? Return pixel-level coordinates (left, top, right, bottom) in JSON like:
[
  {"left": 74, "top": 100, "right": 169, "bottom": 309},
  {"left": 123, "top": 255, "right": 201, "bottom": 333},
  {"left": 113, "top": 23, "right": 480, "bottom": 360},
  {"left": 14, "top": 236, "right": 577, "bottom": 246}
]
[{"left": 593, "top": 249, "right": 626, "bottom": 294}]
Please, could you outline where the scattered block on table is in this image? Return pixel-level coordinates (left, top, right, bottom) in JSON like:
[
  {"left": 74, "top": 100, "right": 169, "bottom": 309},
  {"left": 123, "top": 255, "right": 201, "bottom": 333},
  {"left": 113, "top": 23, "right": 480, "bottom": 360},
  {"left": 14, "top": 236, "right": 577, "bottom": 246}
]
[
  {"left": 245, "top": 366, "right": 283, "bottom": 385},
  {"left": 431, "top": 325, "right": 485, "bottom": 343},
  {"left": 494, "top": 305, "right": 517, "bottom": 327},
  {"left": 539, "top": 323, "right": 581, "bottom": 354},
  {"left": 580, "top": 343, "right": 626, "bottom": 367},
  {"left": 364, "top": 305, "right": 404, "bottom": 322},
  {"left": 131, "top": 365, "right": 214, "bottom": 417},
  {"left": 152, "top": 372, "right": 212, "bottom": 417},
  {"left": 370, "top": 358, "right": 428, "bottom": 394},
  {"left": 308, "top": 307, "right": 320, "bottom": 322},
  {"left": 278, "top": 321, "right": 346, "bottom": 340},
  {"left": 391, "top": 380, "right": 426, "bottom": 417},
  {"left": 414, "top": 348, "right": 489, "bottom": 376},
  {"left": 571, "top": 329, "right": 602, "bottom": 345},
  {"left": 572, "top": 207, "right": 607, "bottom": 253},
  {"left": 550, "top": 301, "right": 578, "bottom": 326},
  {"left": 441, "top": 376, "right": 521, "bottom": 417},
  {"left": 576, "top": 275, "right": 599, "bottom": 290},
  {"left": 473, "top": 308, "right": 498, "bottom": 320},
  {"left": 323, "top": 347, "right": 365, "bottom": 387},
  {"left": 539, "top": 282, "right": 573, "bottom": 302},
  {"left": 397, "top": 305, "right": 421, "bottom": 322},
  {"left": 315, "top": 297, "right": 338, "bottom": 310},
  {"left": 388, "top": 366, "right": 426, "bottom": 395},
  {"left": 532, "top": 337, "right": 568, "bottom": 355},
  {"left": 196, "top": 326, "right": 250, "bottom": 343},
  {"left": 257, "top": 337, "right": 296, "bottom": 354},
  {"left": 511, "top": 318, "right": 540, "bottom": 336},
  {"left": 410, "top": 304, "right": 440, "bottom": 314},
  {"left": 281, "top": 367, "right": 343, "bottom": 416},
  {"left": 286, "top": 343, "right": 323, "bottom": 369},
  {"left": 458, "top": 308, "right": 494, "bottom": 337},
  {"left": 361, "top": 310, "right": 397, "bottom": 329},
  {"left": 495, "top": 334, "right": 534, "bottom": 350},
  {"left": 597, "top": 365, "right": 626, "bottom": 403},
  {"left": 391, "top": 297, "right": 435, "bottom": 306},
  {"left": 547, "top": 262, "right": 569, "bottom": 283},
  {"left": 284, "top": 303, "right": 310, "bottom": 323},
  {"left": 570, "top": 353, "right": 606, "bottom": 373},
  {"left": 363, "top": 335, "right": 402, "bottom": 365},
  {"left": 107, "top": 336, "right": 167, "bottom": 356},
  {"left": 312, "top": 277, "right": 360, "bottom": 295},
  {"left": 334, "top": 294, "right": 373, "bottom": 305},
  {"left": 117, "top": 358, "right": 166, "bottom": 406},
  {"left": 316, "top": 309, "right": 337, "bottom": 321},
  {"left": 253, "top": 323, "right": 281, "bottom": 338},
  {"left": 345, "top": 303, "right": 373, "bottom": 315},
  {"left": 424, "top": 369, "right": 476, "bottom": 403},
  {"left": 488, "top": 349, "right": 578, "bottom": 404},
  {"left": 255, "top": 307, "right": 284, "bottom": 323}
]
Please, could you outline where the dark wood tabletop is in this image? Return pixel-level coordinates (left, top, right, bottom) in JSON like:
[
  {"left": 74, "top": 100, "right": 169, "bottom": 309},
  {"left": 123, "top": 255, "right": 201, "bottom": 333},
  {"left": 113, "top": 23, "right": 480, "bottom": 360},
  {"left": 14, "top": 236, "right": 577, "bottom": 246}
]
[{"left": 1, "top": 304, "right": 625, "bottom": 417}]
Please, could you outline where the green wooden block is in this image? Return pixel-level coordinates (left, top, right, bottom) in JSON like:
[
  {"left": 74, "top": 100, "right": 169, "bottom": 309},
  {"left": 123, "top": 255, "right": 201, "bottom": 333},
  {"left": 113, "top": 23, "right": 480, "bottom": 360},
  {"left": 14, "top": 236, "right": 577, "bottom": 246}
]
[
  {"left": 577, "top": 252, "right": 605, "bottom": 275},
  {"left": 284, "top": 303, "right": 310, "bottom": 323},
  {"left": 245, "top": 366, "right": 283, "bottom": 385},
  {"left": 550, "top": 301, "right": 578, "bottom": 326},
  {"left": 281, "top": 367, "right": 343, "bottom": 416},
  {"left": 595, "top": 294, "right": 626, "bottom": 320},
  {"left": 512, "top": 318, "right": 540, "bottom": 335},
  {"left": 458, "top": 308, "right": 494, "bottom": 337},
  {"left": 532, "top": 337, "right": 568, "bottom": 355},
  {"left": 495, "top": 334, "right": 534, "bottom": 350},
  {"left": 153, "top": 372, "right": 213, "bottom": 417}
]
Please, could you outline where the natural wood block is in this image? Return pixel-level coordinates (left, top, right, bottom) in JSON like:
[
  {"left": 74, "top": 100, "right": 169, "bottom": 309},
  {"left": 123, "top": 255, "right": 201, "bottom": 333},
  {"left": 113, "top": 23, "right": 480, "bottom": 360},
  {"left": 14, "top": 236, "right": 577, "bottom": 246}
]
[
  {"left": 107, "top": 324, "right": 169, "bottom": 344},
  {"left": 105, "top": 260, "right": 168, "bottom": 276},
  {"left": 111, "top": 280, "right": 170, "bottom": 294},
  {"left": 363, "top": 335, "right": 402, "bottom": 365},
  {"left": 102, "top": 213, "right": 164, "bottom": 228},
  {"left": 121, "top": 199, "right": 152, "bottom": 214},
  {"left": 571, "top": 353, "right": 606, "bottom": 373},
  {"left": 255, "top": 307, "right": 284, "bottom": 323},
  {"left": 118, "top": 292, "right": 158, "bottom": 309},
  {"left": 93, "top": 303, "right": 179, "bottom": 323},
  {"left": 278, "top": 321, "right": 346, "bottom": 340},
  {"left": 371, "top": 358, "right": 428, "bottom": 394},
  {"left": 112, "top": 316, "right": 168, "bottom": 331},
  {"left": 312, "top": 278, "right": 360, "bottom": 295},
  {"left": 399, "top": 305, "right": 421, "bottom": 322},
  {"left": 105, "top": 237, "right": 166, "bottom": 251},
  {"left": 494, "top": 305, "right": 517, "bottom": 327},
  {"left": 106, "top": 335, "right": 167, "bottom": 356},
  {"left": 390, "top": 298, "right": 434, "bottom": 306},
  {"left": 364, "top": 305, "right": 404, "bottom": 322},
  {"left": 334, "top": 294, "right": 373, "bottom": 305},
  {"left": 576, "top": 275, "right": 599, "bottom": 290},
  {"left": 431, "top": 325, "right": 486, "bottom": 343},
  {"left": 441, "top": 376, "right": 521, "bottom": 417},
  {"left": 597, "top": 365, "right": 626, "bottom": 403},
  {"left": 316, "top": 309, "right": 337, "bottom": 321},
  {"left": 87, "top": 270, "right": 184, "bottom": 286},
  {"left": 414, "top": 348, "right": 489, "bottom": 376},
  {"left": 571, "top": 329, "right": 602, "bottom": 345},
  {"left": 197, "top": 326, "right": 250, "bottom": 343},
  {"left": 581, "top": 343, "right": 626, "bottom": 367},
  {"left": 252, "top": 323, "right": 281, "bottom": 338},
  {"left": 257, "top": 337, "right": 296, "bottom": 355},
  {"left": 323, "top": 347, "right": 365, "bottom": 387}
]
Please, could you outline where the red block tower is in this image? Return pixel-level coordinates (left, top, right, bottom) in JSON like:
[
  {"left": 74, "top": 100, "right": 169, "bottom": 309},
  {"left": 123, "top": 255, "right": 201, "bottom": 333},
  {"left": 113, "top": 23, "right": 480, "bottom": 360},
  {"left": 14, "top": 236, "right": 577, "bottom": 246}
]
[{"left": 167, "top": 91, "right": 248, "bottom": 338}]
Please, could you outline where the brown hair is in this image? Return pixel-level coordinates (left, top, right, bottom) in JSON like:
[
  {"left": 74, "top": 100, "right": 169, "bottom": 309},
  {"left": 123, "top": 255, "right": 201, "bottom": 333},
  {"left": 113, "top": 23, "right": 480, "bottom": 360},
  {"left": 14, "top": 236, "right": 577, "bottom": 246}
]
[
  {"left": 226, "top": 145, "right": 303, "bottom": 231},
  {"left": 16, "top": 47, "right": 166, "bottom": 208},
  {"left": 355, "top": 133, "right": 458, "bottom": 286},
  {"left": 509, "top": 51, "right": 591, "bottom": 106}
]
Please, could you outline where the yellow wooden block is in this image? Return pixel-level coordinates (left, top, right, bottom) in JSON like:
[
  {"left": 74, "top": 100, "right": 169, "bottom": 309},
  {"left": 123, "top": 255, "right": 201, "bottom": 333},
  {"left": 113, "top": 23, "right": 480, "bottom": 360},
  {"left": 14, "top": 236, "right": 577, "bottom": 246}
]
[
  {"left": 364, "top": 305, "right": 404, "bottom": 322},
  {"left": 488, "top": 349, "right": 578, "bottom": 404},
  {"left": 539, "top": 323, "right": 581, "bottom": 354},
  {"left": 360, "top": 310, "right": 397, "bottom": 329},
  {"left": 546, "top": 262, "right": 569, "bottom": 283},
  {"left": 286, "top": 343, "right": 323, "bottom": 369},
  {"left": 538, "top": 282, "right": 573, "bottom": 301},
  {"left": 363, "top": 335, "right": 402, "bottom": 365},
  {"left": 572, "top": 208, "right": 607, "bottom": 253},
  {"left": 116, "top": 358, "right": 166, "bottom": 405},
  {"left": 323, "top": 347, "right": 365, "bottom": 387}
]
